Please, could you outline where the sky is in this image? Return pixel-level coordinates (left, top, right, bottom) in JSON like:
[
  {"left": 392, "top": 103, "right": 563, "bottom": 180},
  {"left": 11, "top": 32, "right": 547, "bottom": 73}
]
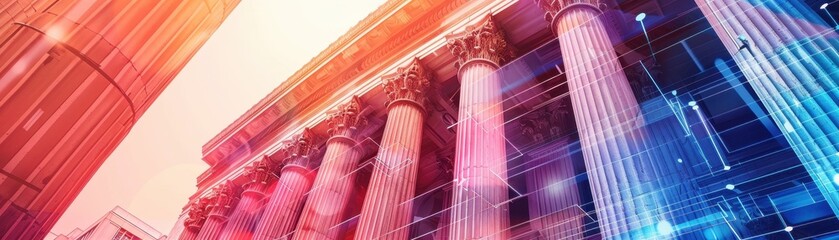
[{"left": 48, "top": 0, "right": 387, "bottom": 237}]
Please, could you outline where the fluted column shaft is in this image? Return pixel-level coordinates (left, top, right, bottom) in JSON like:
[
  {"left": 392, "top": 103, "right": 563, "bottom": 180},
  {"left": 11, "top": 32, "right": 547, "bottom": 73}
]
[
  {"left": 168, "top": 212, "right": 189, "bottom": 240},
  {"left": 540, "top": 2, "right": 664, "bottom": 238},
  {"left": 180, "top": 229, "right": 199, "bottom": 240},
  {"left": 217, "top": 184, "right": 269, "bottom": 239},
  {"left": 293, "top": 139, "right": 362, "bottom": 239},
  {"left": 253, "top": 165, "right": 315, "bottom": 240},
  {"left": 195, "top": 206, "right": 229, "bottom": 240},
  {"left": 354, "top": 102, "right": 424, "bottom": 239},
  {"left": 449, "top": 57, "right": 509, "bottom": 240},
  {"left": 294, "top": 98, "right": 367, "bottom": 240},
  {"left": 254, "top": 130, "right": 321, "bottom": 240},
  {"left": 355, "top": 59, "right": 429, "bottom": 239},
  {"left": 197, "top": 212, "right": 229, "bottom": 240},
  {"left": 445, "top": 16, "right": 513, "bottom": 239},
  {"left": 196, "top": 183, "right": 240, "bottom": 240},
  {"left": 525, "top": 138, "right": 583, "bottom": 239},
  {"left": 179, "top": 200, "right": 209, "bottom": 240},
  {"left": 435, "top": 186, "right": 453, "bottom": 239},
  {"left": 695, "top": 0, "right": 839, "bottom": 217}
]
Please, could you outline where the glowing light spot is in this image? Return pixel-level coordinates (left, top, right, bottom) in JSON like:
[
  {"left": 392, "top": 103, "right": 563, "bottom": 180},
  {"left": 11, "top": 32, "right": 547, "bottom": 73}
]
[
  {"left": 833, "top": 174, "right": 839, "bottom": 186},
  {"left": 657, "top": 221, "right": 674, "bottom": 235},
  {"left": 785, "top": 226, "right": 793, "bottom": 232},
  {"left": 821, "top": 3, "right": 829, "bottom": 10},
  {"left": 671, "top": 90, "right": 678, "bottom": 96},
  {"left": 8, "top": 61, "right": 28, "bottom": 77},
  {"left": 677, "top": 158, "right": 683, "bottom": 163},
  {"left": 688, "top": 101, "right": 697, "bottom": 107},
  {"left": 723, "top": 166, "right": 731, "bottom": 171},
  {"left": 547, "top": 182, "right": 566, "bottom": 196},
  {"left": 45, "top": 27, "right": 66, "bottom": 41},
  {"left": 725, "top": 184, "right": 735, "bottom": 190},
  {"left": 635, "top": 13, "right": 647, "bottom": 22},
  {"left": 783, "top": 122, "right": 795, "bottom": 133}
]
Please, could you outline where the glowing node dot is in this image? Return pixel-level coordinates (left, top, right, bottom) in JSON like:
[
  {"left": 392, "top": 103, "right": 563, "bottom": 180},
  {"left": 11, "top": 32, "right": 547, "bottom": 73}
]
[
  {"left": 636, "top": 13, "right": 647, "bottom": 22},
  {"left": 725, "top": 184, "right": 735, "bottom": 190},
  {"left": 657, "top": 221, "right": 674, "bottom": 235},
  {"left": 677, "top": 158, "right": 683, "bottom": 163},
  {"left": 688, "top": 101, "right": 697, "bottom": 107},
  {"left": 833, "top": 174, "right": 839, "bottom": 186},
  {"left": 723, "top": 166, "right": 731, "bottom": 171},
  {"left": 785, "top": 226, "right": 793, "bottom": 232}
]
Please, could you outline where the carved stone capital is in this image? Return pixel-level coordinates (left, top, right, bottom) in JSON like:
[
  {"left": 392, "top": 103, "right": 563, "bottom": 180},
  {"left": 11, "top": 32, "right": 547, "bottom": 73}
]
[
  {"left": 184, "top": 202, "right": 206, "bottom": 229},
  {"left": 210, "top": 181, "right": 240, "bottom": 210},
  {"left": 436, "top": 155, "right": 454, "bottom": 175},
  {"left": 326, "top": 96, "right": 368, "bottom": 138},
  {"left": 290, "top": 128, "right": 319, "bottom": 159},
  {"left": 185, "top": 197, "right": 213, "bottom": 229},
  {"left": 244, "top": 159, "right": 276, "bottom": 186},
  {"left": 536, "top": 0, "right": 604, "bottom": 28},
  {"left": 520, "top": 98, "right": 574, "bottom": 143},
  {"left": 284, "top": 128, "right": 320, "bottom": 168},
  {"left": 445, "top": 15, "right": 515, "bottom": 69},
  {"left": 382, "top": 58, "right": 431, "bottom": 109}
]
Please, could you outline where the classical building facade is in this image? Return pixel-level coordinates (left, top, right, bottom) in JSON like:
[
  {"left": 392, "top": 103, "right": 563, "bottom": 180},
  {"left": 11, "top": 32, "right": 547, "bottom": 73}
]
[
  {"left": 52, "top": 206, "right": 164, "bottom": 240},
  {"left": 0, "top": 0, "right": 239, "bottom": 239},
  {"left": 170, "top": 0, "right": 839, "bottom": 239}
]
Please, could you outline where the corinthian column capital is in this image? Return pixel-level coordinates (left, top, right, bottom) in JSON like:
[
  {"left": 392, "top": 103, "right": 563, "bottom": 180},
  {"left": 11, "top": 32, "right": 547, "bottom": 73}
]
[
  {"left": 535, "top": 0, "right": 604, "bottom": 30},
  {"left": 382, "top": 58, "right": 431, "bottom": 110},
  {"left": 210, "top": 181, "right": 241, "bottom": 210},
  {"left": 445, "top": 15, "right": 515, "bottom": 69},
  {"left": 284, "top": 128, "right": 321, "bottom": 168},
  {"left": 244, "top": 159, "right": 276, "bottom": 186},
  {"left": 326, "top": 96, "right": 368, "bottom": 139},
  {"left": 520, "top": 99, "right": 575, "bottom": 144},
  {"left": 185, "top": 199, "right": 209, "bottom": 230}
]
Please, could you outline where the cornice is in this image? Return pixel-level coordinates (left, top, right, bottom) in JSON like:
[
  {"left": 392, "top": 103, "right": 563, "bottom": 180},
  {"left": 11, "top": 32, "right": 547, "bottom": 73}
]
[
  {"left": 202, "top": 0, "right": 410, "bottom": 159},
  {"left": 188, "top": 0, "right": 521, "bottom": 202},
  {"left": 199, "top": 0, "right": 463, "bottom": 166}
]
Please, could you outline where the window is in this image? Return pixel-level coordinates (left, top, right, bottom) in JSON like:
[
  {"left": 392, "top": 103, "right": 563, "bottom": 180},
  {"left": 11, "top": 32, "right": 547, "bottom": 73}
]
[{"left": 111, "top": 228, "right": 140, "bottom": 240}]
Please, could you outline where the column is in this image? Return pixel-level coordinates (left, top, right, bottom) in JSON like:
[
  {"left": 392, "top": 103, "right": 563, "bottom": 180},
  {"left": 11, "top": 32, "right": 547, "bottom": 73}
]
[
  {"left": 253, "top": 129, "right": 320, "bottom": 240},
  {"left": 434, "top": 185, "right": 453, "bottom": 240},
  {"left": 218, "top": 159, "right": 277, "bottom": 239},
  {"left": 694, "top": 0, "right": 839, "bottom": 217},
  {"left": 167, "top": 211, "right": 189, "bottom": 240},
  {"left": 536, "top": 1, "right": 667, "bottom": 238},
  {"left": 519, "top": 103, "right": 583, "bottom": 239},
  {"left": 355, "top": 58, "right": 431, "bottom": 239},
  {"left": 293, "top": 97, "right": 368, "bottom": 240},
  {"left": 445, "top": 15, "right": 514, "bottom": 240},
  {"left": 179, "top": 199, "right": 210, "bottom": 240},
  {"left": 196, "top": 181, "right": 240, "bottom": 240}
]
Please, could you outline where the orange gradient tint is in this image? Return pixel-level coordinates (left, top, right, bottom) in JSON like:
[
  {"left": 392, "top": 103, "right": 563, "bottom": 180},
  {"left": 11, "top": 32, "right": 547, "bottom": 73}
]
[{"left": 0, "top": 1, "right": 239, "bottom": 239}]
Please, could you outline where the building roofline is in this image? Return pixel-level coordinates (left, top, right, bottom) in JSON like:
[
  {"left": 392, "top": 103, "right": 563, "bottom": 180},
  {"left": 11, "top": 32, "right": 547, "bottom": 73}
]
[{"left": 201, "top": 0, "right": 406, "bottom": 157}]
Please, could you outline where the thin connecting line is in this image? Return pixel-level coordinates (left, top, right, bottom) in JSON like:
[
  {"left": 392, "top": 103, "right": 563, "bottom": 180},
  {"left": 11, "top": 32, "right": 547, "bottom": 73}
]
[{"left": 221, "top": 1, "right": 839, "bottom": 238}]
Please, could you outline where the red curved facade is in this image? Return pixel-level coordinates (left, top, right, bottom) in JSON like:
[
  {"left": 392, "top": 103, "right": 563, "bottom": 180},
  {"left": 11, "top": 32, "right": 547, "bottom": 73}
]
[{"left": 0, "top": 1, "right": 238, "bottom": 239}]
